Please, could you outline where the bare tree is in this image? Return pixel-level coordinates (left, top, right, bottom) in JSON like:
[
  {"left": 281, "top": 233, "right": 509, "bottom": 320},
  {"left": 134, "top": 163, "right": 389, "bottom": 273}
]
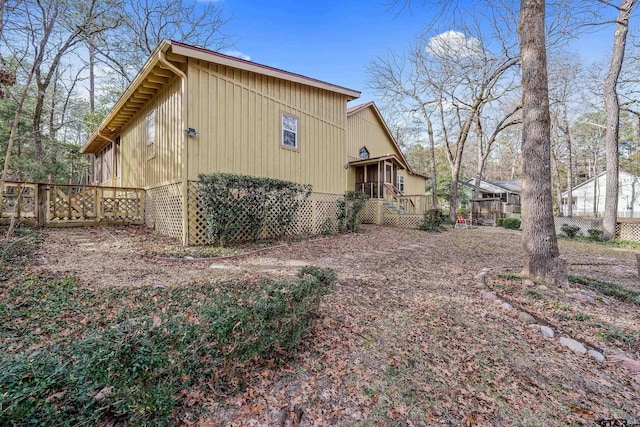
[
  {"left": 519, "top": 0, "right": 566, "bottom": 284},
  {"left": 89, "top": 0, "right": 230, "bottom": 90},
  {"left": 369, "top": 15, "right": 519, "bottom": 221},
  {"left": 548, "top": 52, "right": 584, "bottom": 217},
  {"left": 1, "top": 0, "right": 116, "bottom": 163},
  {"left": 471, "top": 103, "right": 522, "bottom": 198},
  {"left": 602, "top": 0, "right": 637, "bottom": 240}
]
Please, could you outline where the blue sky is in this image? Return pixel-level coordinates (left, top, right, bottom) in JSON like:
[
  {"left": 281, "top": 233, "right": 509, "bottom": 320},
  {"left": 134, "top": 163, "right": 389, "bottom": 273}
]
[
  {"left": 217, "top": 1, "right": 625, "bottom": 107},
  {"left": 220, "top": 0, "right": 434, "bottom": 104}
]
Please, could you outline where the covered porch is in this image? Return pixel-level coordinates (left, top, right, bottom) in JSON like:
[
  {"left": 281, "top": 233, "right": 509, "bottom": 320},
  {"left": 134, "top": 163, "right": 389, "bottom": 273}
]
[{"left": 350, "top": 155, "right": 405, "bottom": 199}]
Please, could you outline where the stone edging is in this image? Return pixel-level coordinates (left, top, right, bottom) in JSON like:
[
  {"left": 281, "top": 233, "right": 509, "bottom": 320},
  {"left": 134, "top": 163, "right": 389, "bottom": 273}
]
[{"left": 473, "top": 269, "right": 606, "bottom": 362}]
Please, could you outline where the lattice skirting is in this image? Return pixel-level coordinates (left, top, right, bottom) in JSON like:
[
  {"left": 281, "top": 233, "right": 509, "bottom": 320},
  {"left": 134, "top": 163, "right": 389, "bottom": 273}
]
[
  {"left": 618, "top": 223, "right": 640, "bottom": 242},
  {"left": 554, "top": 217, "right": 603, "bottom": 237},
  {"left": 382, "top": 206, "right": 423, "bottom": 229},
  {"left": 186, "top": 181, "right": 344, "bottom": 245},
  {"left": 145, "top": 182, "right": 184, "bottom": 242},
  {"left": 361, "top": 200, "right": 381, "bottom": 224},
  {"left": 554, "top": 216, "right": 640, "bottom": 242}
]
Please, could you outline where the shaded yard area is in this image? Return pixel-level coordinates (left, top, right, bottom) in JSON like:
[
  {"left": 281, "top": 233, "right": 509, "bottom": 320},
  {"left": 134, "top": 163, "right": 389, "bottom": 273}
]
[{"left": 2, "top": 224, "right": 639, "bottom": 426}]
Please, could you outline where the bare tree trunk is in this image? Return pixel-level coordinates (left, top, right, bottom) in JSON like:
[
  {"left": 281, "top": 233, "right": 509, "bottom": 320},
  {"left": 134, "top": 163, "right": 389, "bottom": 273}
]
[
  {"left": 565, "top": 121, "right": 574, "bottom": 217},
  {"left": 425, "top": 115, "right": 439, "bottom": 208},
  {"left": 33, "top": 81, "right": 46, "bottom": 161},
  {"left": 552, "top": 148, "right": 563, "bottom": 216},
  {"left": 519, "top": 0, "right": 566, "bottom": 285},
  {"left": 88, "top": 35, "right": 96, "bottom": 113},
  {"left": 2, "top": 69, "right": 36, "bottom": 187},
  {"left": 603, "top": 0, "right": 635, "bottom": 240},
  {"left": 473, "top": 115, "right": 484, "bottom": 199}
]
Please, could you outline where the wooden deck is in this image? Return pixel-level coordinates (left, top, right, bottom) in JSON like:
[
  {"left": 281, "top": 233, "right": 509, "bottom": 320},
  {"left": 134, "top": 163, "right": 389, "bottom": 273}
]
[{"left": 1, "top": 181, "right": 144, "bottom": 226}]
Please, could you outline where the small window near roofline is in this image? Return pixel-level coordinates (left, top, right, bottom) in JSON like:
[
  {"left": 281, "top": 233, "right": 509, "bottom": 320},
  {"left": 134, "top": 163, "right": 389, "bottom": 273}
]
[
  {"left": 281, "top": 112, "right": 298, "bottom": 150},
  {"left": 359, "top": 146, "right": 369, "bottom": 159},
  {"left": 146, "top": 110, "right": 155, "bottom": 145},
  {"left": 146, "top": 110, "right": 155, "bottom": 160},
  {"left": 398, "top": 175, "right": 405, "bottom": 192}
]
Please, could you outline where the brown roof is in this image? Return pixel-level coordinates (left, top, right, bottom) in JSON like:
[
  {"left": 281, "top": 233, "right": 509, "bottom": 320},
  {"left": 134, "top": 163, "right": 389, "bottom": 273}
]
[{"left": 172, "top": 41, "right": 360, "bottom": 99}]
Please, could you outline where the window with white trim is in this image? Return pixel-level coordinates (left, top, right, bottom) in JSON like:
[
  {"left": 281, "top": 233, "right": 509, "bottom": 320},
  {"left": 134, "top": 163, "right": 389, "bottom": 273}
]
[
  {"left": 146, "top": 110, "right": 155, "bottom": 159},
  {"left": 281, "top": 113, "right": 298, "bottom": 149},
  {"left": 146, "top": 110, "right": 155, "bottom": 145},
  {"left": 398, "top": 175, "right": 405, "bottom": 193}
]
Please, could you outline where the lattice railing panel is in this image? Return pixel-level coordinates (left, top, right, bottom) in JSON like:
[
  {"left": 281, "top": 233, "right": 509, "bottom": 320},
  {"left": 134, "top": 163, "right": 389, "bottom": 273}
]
[
  {"left": 1, "top": 182, "right": 36, "bottom": 222},
  {"left": 146, "top": 182, "right": 183, "bottom": 242}
]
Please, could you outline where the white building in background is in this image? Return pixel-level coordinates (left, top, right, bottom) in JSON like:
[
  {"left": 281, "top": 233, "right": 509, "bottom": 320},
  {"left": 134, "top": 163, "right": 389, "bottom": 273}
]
[{"left": 561, "top": 170, "right": 640, "bottom": 218}]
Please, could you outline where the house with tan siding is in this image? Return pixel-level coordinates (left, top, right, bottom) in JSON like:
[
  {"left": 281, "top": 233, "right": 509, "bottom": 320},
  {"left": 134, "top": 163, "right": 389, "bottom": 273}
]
[
  {"left": 81, "top": 40, "right": 428, "bottom": 244},
  {"left": 346, "top": 102, "right": 427, "bottom": 197}
]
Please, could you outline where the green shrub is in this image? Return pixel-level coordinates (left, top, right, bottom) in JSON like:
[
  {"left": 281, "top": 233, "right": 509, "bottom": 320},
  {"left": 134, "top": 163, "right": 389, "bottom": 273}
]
[
  {"left": 587, "top": 228, "right": 603, "bottom": 241},
  {"left": 198, "top": 173, "right": 312, "bottom": 245},
  {"left": 337, "top": 191, "right": 369, "bottom": 232},
  {"left": 502, "top": 217, "right": 521, "bottom": 230},
  {"left": 560, "top": 223, "right": 581, "bottom": 238},
  {"left": 0, "top": 268, "right": 336, "bottom": 426},
  {"left": 419, "top": 208, "right": 444, "bottom": 232},
  {"left": 456, "top": 207, "right": 470, "bottom": 216},
  {"left": 496, "top": 218, "right": 504, "bottom": 227}
]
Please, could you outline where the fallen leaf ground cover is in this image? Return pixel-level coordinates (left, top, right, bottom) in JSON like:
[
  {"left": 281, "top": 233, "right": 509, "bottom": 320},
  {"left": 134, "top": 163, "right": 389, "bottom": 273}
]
[{"left": 1, "top": 224, "right": 639, "bottom": 426}]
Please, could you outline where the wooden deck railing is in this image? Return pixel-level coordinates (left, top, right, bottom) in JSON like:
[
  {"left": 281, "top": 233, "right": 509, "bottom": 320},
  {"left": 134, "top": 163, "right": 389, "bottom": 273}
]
[
  {"left": 1, "top": 180, "right": 145, "bottom": 226},
  {"left": 387, "top": 195, "right": 432, "bottom": 215}
]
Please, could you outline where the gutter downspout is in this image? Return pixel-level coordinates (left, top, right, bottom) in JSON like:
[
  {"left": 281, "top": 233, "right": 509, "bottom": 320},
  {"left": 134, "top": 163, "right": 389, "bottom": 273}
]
[
  {"left": 158, "top": 49, "right": 189, "bottom": 246},
  {"left": 96, "top": 130, "right": 117, "bottom": 187}
]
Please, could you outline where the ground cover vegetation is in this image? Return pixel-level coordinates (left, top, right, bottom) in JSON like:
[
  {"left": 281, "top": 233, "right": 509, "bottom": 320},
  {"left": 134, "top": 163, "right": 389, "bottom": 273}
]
[
  {"left": 2, "top": 224, "right": 638, "bottom": 425},
  {"left": 0, "top": 226, "right": 335, "bottom": 425}
]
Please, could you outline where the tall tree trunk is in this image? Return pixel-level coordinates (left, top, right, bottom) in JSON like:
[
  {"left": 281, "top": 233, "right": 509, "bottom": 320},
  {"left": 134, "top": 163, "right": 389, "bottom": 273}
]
[
  {"left": 518, "top": 0, "right": 566, "bottom": 285},
  {"left": 33, "top": 83, "right": 46, "bottom": 161},
  {"left": 425, "top": 116, "right": 439, "bottom": 209},
  {"left": 2, "top": 68, "right": 36, "bottom": 187},
  {"left": 603, "top": 0, "right": 635, "bottom": 240},
  {"left": 473, "top": 115, "right": 484, "bottom": 199},
  {"left": 564, "top": 118, "right": 574, "bottom": 217},
  {"left": 551, "top": 148, "right": 563, "bottom": 216},
  {"left": 88, "top": 35, "right": 96, "bottom": 113}
]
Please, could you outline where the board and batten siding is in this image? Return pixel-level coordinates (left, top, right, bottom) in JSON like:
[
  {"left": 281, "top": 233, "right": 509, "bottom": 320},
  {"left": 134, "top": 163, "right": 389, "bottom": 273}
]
[
  {"left": 403, "top": 174, "right": 427, "bottom": 195},
  {"left": 346, "top": 106, "right": 426, "bottom": 193},
  {"left": 346, "top": 107, "right": 404, "bottom": 161},
  {"left": 186, "top": 59, "right": 348, "bottom": 194},
  {"left": 118, "top": 76, "right": 184, "bottom": 188}
]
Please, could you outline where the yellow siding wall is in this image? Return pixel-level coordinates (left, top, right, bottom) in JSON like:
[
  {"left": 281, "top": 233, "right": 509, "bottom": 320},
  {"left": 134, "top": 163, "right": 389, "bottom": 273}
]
[
  {"left": 118, "top": 77, "right": 183, "bottom": 188},
  {"left": 346, "top": 107, "right": 404, "bottom": 162},
  {"left": 346, "top": 107, "right": 426, "bottom": 193},
  {"left": 186, "top": 60, "right": 349, "bottom": 194},
  {"left": 404, "top": 174, "right": 427, "bottom": 194}
]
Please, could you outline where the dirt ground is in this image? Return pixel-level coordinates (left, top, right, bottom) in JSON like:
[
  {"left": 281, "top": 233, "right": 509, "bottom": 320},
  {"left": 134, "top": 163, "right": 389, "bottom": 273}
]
[
  {"left": 35, "top": 224, "right": 638, "bottom": 289},
  {"left": 34, "top": 224, "right": 640, "bottom": 426}
]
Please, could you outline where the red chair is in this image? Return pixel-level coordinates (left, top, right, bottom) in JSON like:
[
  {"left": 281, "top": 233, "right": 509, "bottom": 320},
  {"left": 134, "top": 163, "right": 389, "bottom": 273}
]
[{"left": 455, "top": 215, "right": 472, "bottom": 229}]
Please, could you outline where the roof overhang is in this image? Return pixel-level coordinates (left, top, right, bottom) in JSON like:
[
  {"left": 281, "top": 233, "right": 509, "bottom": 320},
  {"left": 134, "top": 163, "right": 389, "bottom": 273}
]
[
  {"left": 348, "top": 154, "right": 406, "bottom": 169},
  {"left": 81, "top": 41, "right": 177, "bottom": 154},
  {"left": 171, "top": 41, "right": 360, "bottom": 100}
]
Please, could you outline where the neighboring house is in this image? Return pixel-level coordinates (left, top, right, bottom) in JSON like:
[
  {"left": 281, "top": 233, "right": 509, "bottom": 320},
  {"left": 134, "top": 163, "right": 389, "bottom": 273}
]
[
  {"left": 465, "top": 178, "right": 521, "bottom": 209},
  {"left": 462, "top": 178, "right": 521, "bottom": 224},
  {"left": 80, "top": 40, "right": 427, "bottom": 244},
  {"left": 561, "top": 170, "right": 640, "bottom": 218}
]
